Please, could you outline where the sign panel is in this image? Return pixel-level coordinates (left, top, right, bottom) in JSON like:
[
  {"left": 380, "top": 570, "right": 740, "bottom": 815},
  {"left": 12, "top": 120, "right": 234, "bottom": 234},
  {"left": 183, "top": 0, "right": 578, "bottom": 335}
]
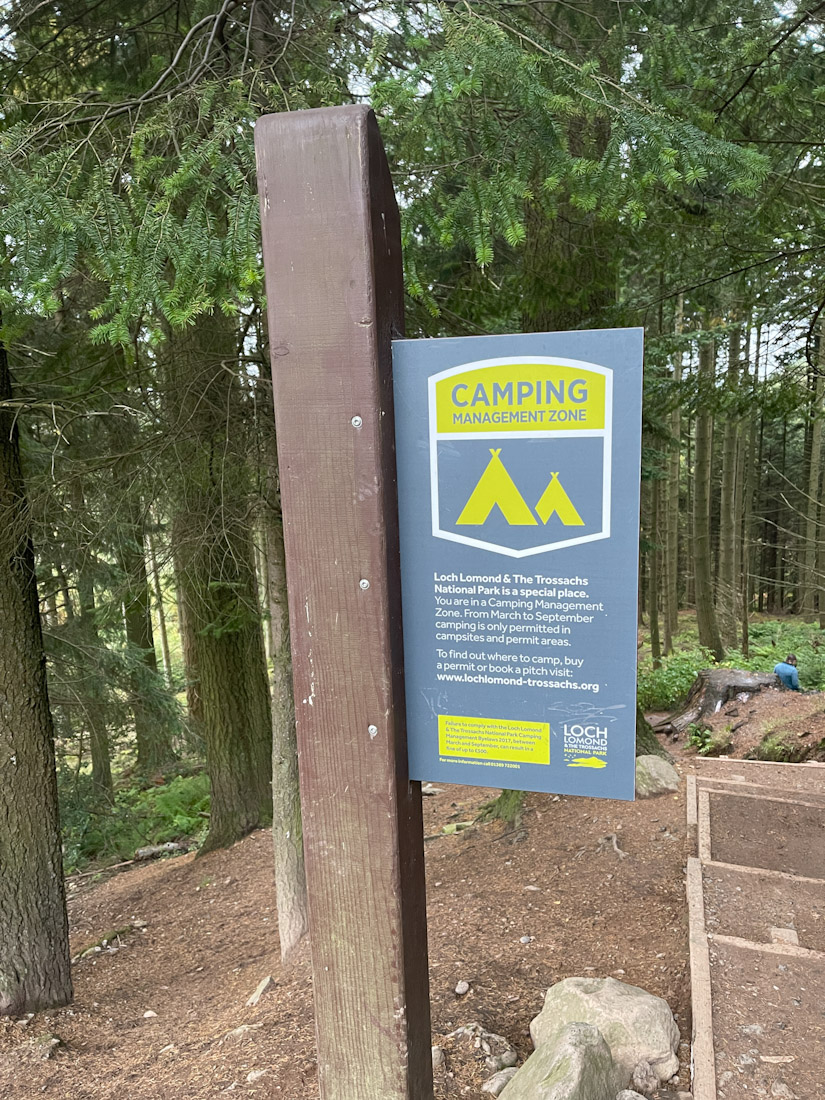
[{"left": 393, "top": 329, "right": 643, "bottom": 800}]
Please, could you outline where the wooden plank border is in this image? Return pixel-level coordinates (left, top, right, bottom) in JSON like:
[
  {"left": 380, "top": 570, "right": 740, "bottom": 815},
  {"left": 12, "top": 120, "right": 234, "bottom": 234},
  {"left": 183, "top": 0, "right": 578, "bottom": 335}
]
[
  {"left": 256, "top": 105, "right": 433, "bottom": 1100},
  {"left": 687, "top": 857, "right": 717, "bottom": 1100}
]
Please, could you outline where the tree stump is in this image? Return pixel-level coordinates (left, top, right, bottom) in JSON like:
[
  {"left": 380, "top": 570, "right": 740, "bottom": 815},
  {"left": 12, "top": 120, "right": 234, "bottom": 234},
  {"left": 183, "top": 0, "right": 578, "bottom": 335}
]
[{"left": 653, "top": 669, "right": 779, "bottom": 739}]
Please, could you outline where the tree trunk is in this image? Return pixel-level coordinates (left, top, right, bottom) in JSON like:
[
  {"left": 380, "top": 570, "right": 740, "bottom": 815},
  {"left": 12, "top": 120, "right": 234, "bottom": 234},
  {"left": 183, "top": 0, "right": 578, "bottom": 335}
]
[
  {"left": 147, "top": 524, "right": 173, "bottom": 688},
  {"left": 262, "top": 424, "right": 308, "bottom": 962},
  {"left": 165, "top": 314, "right": 273, "bottom": 853},
  {"left": 717, "top": 326, "right": 740, "bottom": 648},
  {"left": 801, "top": 344, "right": 824, "bottom": 617},
  {"left": 119, "top": 512, "right": 176, "bottom": 775},
  {"left": 0, "top": 337, "right": 72, "bottom": 1015},
  {"left": 664, "top": 302, "right": 683, "bottom": 654},
  {"left": 653, "top": 668, "right": 779, "bottom": 740},
  {"left": 173, "top": 544, "right": 203, "bottom": 728},
  {"left": 740, "top": 332, "right": 758, "bottom": 658},
  {"left": 694, "top": 339, "right": 725, "bottom": 661},
  {"left": 75, "top": 566, "right": 114, "bottom": 801},
  {"left": 649, "top": 476, "right": 662, "bottom": 668},
  {"left": 636, "top": 706, "right": 669, "bottom": 759}
]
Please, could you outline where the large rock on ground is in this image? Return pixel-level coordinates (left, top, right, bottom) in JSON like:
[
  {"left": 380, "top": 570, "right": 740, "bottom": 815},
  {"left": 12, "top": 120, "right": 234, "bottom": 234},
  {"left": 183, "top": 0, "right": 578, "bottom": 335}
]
[
  {"left": 530, "top": 977, "right": 679, "bottom": 1088},
  {"left": 635, "top": 755, "right": 680, "bottom": 798},
  {"left": 499, "top": 1022, "right": 618, "bottom": 1100}
]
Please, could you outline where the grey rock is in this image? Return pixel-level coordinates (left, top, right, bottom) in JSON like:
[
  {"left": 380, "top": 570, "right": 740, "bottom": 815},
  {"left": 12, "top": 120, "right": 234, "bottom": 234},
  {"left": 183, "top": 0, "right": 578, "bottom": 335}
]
[
  {"left": 499, "top": 1022, "right": 618, "bottom": 1100},
  {"left": 616, "top": 1093, "right": 647, "bottom": 1100},
  {"left": 432, "top": 1045, "right": 445, "bottom": 1070},
  {"left": 630, "top": 1059, "right": 658, "bottom": 1096},
  {"left": 482, "top": 1068, "right": 518, "bottom": 1096},
  {"left": 530, "top": 977, "right": 680, "bottom": 1088},
  {"left": 635, "top": 756, "right": 680, "bottom": 798},
  {"left": 455, "top": 980, "right": 470, "bottom": 996}
]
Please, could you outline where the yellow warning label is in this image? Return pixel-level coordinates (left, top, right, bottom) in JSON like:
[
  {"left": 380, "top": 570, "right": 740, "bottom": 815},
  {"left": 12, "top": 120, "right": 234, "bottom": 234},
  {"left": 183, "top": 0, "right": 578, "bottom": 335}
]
[
  {"left": 438, "top": 715, "right": 550, "bottom": 765},
  {"left": 436, "top": 363, "right": 606, "bottom": 434}
]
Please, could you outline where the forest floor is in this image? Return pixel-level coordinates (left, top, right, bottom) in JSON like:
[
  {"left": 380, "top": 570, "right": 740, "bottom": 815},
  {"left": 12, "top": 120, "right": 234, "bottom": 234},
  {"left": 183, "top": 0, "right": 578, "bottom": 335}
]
[
  {"left": 651, "top": 680, "right": 825, "bottom": 761},
  {"left": 1, "top": 763, "right": 693, "bottom": 1099}
]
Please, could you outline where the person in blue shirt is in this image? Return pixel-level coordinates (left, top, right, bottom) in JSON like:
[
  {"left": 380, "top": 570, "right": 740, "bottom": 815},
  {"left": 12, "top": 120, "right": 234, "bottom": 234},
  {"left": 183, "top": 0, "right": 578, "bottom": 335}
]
[{"left": 773, "top": 654, "right": 800, "bottom": 691}]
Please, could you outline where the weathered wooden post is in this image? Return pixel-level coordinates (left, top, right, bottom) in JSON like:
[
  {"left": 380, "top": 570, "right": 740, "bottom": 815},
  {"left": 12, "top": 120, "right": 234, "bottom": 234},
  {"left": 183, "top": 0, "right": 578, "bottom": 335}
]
[{"left": 255, "top": 106, "right": 434, "bottom": 1100}]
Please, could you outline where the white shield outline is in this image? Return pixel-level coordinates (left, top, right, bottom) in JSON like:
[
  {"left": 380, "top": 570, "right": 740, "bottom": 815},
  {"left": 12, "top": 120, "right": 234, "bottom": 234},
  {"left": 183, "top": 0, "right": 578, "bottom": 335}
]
[{"left": 429, "top": 356, "right": 613, "bottom": 558}]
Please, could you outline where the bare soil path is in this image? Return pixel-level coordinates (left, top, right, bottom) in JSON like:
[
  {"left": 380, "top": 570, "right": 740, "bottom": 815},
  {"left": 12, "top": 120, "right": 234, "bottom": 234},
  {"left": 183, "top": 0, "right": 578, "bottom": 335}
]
[{"left": 1, "top": 777, "right": 691, "bottom": 1099}]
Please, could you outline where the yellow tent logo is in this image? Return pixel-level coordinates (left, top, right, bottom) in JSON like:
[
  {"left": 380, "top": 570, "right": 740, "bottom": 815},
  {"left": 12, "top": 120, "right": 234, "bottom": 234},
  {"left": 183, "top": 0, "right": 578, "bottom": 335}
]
[{"left": 457, "top": 448, "right": 584, "bottom": 528}]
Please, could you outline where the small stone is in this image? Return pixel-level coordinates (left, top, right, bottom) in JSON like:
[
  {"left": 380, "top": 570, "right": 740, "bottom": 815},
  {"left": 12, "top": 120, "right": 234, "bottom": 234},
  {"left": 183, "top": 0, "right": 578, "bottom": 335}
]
[
  {"left": 481, "top": 1067, "right": 518, "bottom": 1095},
  {"left": 246, "top": 976, "right": 276, "bottom": 1007},
  {"left": 617, "top": 1092, "right": 647, "bottom": 1100},
  {"left": 143, "top": 1010, "right": 158, "bottom": 1019},
  {"left": 455, "top": 980, "right": 471, "bottom": 996},
  {"left": 33, "top": 1034, "right": 63, "bottom": 1060},
  {"left": 247, "top": 1069, "right": 268, "bottom": 1083},
  {"left": 770, "top": 1084, "right": 797, "bottom": 1099},
  {"left": 519, "top": 936, "right": 533, "bottom": 945},
  {"left": 631, "top": 1060, "right": 658, "bottom": 1096},
  {"left": 501, "top": 1049, "right": 518, "bottom": 1067},
  {"left": 769, "top": 927, "right": 799, "bottom": 946},
  {"left": 432, "top": 1046, "right": 445, "bottom": 1069},
  {"left": 222, "top": 1023, "right": 264, "bottom": 1043}
]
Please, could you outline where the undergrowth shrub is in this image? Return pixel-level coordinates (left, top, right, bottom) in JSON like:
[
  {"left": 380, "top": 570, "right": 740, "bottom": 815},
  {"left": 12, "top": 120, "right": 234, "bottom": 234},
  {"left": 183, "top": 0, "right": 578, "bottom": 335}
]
[
  {"left": 59, "top": 770, "right": 210, "bottom": 873},
  {"left": 637, "top": 648, "right": 714, "bottom": 710}
]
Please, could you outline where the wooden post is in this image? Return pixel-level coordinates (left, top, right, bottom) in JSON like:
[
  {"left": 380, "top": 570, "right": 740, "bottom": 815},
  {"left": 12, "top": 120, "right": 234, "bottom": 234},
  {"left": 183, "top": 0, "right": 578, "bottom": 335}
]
[{"left": 255, "top": 106, "right": 433, "bottom": 1100}]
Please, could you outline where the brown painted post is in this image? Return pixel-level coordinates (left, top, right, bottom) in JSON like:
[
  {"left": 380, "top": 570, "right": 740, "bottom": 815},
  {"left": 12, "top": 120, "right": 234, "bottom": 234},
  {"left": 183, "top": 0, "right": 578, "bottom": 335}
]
[{"left": 255, "top": 106, "right": 433, "bottom": 1100}]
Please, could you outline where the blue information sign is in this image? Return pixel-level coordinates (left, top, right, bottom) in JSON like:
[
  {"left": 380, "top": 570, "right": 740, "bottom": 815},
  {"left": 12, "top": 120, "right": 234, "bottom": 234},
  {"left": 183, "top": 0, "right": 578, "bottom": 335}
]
[{"left": 393, "top": 329, "right": 643, "bottom": 800}]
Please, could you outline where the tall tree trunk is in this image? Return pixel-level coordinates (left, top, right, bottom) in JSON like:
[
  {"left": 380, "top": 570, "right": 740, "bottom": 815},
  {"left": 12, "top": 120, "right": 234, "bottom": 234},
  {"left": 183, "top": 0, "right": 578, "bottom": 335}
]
[
  {"left": 166, "top": 314, "right": 272, "bottom": 853},
  {"left": 262, "top": 421, "right": 307, "bottom": 962},
  {"left": 0, "top": 337, "right": 72, "bottom": 1015},
  {"left": 75, "top": 566, "right": 113, "bottom": 801},
  {"left": 801, "top": 343, "right": 824, "bottom": 617},
  {"left": 740, "top": 329, "right": 758, "bottom": 658},
  {"left": 664, "top": 300, "right": 683, "bottom": 654},
  {"left": 118, "top": 506, "right": 176, "bottom": 775},
  {"left": 717, "top": 326, "right": 740, "bottom": 648},
  {"left": 649, "top": 476, "right": 662, "bottom": 668},
  {"left": 147, "top": 524, "right": 173, "bottom": 688},
  {"left": 69, "top": 480, "right": 113, "bottom": 801},
  {"left": 173, "top": 543, "right": 203, "bottom": 728},
  {"left": 694, "top": 338, "right": 725, "bottom": 661}
]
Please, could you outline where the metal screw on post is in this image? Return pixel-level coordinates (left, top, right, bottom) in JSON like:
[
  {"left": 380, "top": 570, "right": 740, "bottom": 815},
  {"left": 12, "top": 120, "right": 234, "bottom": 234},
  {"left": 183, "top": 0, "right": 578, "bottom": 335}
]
[
  {"left": 351, "top": 415, "right": 363, "bottom": 428},
  {"left": 368, "top": 725, "right": 378, "bottom": 739},
  {"left": 359, "top": 579, "right": 370, "bottom": 590}
]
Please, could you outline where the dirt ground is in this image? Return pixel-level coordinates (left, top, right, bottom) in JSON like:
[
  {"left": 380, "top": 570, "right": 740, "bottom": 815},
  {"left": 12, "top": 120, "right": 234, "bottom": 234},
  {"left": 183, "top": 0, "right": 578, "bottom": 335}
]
[
  {"left": 662, "top": 683, "right": 825, "bottom": 760},
  {"left": 0, "top": 775, "right": 692, "bottom": 1099}
]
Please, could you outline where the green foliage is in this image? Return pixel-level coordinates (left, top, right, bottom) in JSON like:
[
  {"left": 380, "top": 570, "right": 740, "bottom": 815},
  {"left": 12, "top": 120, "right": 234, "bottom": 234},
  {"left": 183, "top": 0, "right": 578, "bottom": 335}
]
[
  {"left": 637, "top": 648, "right": 715, "bottom": 710},
  {"left": 750, "top": 730, "right": 810, "bottom": 764},
  {"left": 721, "top": 620, "right": 825, "bottom": 692},
  {"left": 59, "top": 771, "right": 210, "bottom": 874},
  {"left": 687, "top": 723, "right": 732, "bottom": 757}
]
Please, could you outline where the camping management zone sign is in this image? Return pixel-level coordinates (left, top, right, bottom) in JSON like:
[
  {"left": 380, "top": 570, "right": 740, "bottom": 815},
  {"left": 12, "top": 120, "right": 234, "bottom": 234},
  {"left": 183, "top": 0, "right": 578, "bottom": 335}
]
[{"left": 393, "top": 329, "right": 643, "bottom": 800}]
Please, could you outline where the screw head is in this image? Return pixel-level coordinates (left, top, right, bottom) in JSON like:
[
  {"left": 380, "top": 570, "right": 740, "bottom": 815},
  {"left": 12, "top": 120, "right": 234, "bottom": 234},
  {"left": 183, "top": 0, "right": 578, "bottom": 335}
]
[
  {"left": 351, "top": 415, "right": 363, "bottom": 428},
  {"left": 368, "top": 724, "right": 378, "bottom": 738},
  {"left": 359, "top": 578, "right": 370, "bottom": 590}
]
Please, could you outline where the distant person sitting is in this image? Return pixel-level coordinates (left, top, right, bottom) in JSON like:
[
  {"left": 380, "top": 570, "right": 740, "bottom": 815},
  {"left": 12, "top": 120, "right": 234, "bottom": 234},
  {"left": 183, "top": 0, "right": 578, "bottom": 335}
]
[{"left": 774, "top": 654, "right": 800, "bottom": 691}]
